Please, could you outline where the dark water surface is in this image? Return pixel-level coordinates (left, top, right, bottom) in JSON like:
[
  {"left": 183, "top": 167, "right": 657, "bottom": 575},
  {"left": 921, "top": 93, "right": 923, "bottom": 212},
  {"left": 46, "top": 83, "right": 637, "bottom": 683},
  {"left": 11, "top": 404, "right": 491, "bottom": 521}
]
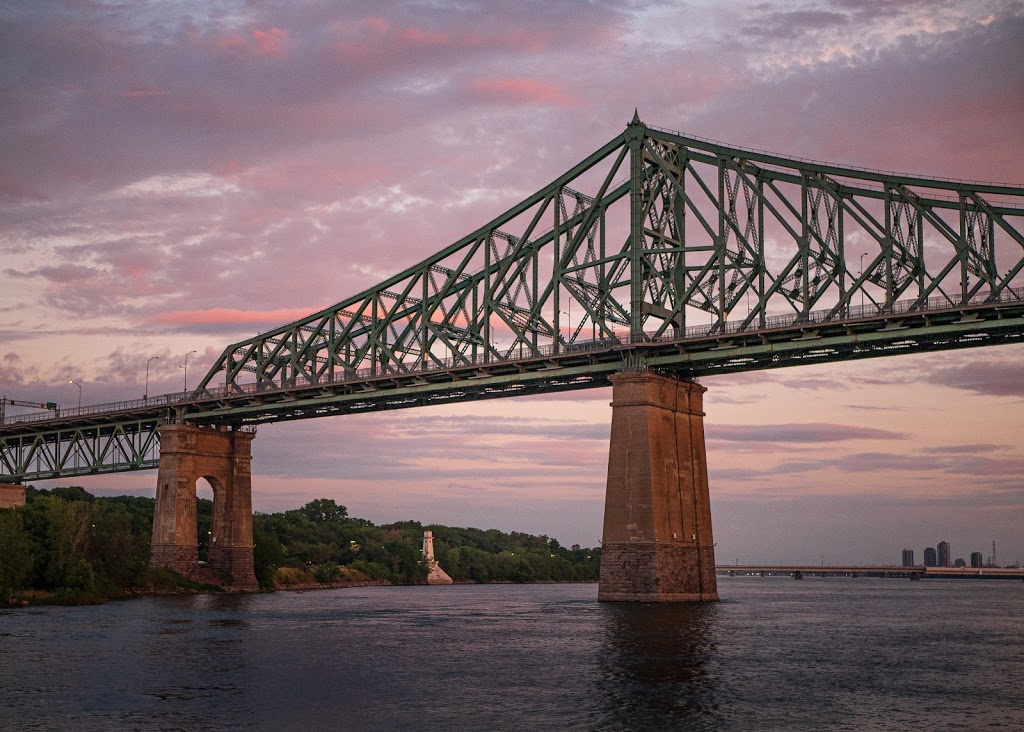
[{"left": 2, "top": 579, "right": 1022, "bottom": 730}]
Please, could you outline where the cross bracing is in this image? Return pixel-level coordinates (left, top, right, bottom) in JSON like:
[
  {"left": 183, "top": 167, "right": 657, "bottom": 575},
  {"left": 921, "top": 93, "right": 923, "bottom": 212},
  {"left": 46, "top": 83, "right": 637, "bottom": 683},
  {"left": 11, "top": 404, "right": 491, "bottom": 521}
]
[
  {"left": 197, "top": 115, "right": 1024, "bottom": 394},
  {"left": 2, "top": 114, "right": 1024, "bottom": 483}
]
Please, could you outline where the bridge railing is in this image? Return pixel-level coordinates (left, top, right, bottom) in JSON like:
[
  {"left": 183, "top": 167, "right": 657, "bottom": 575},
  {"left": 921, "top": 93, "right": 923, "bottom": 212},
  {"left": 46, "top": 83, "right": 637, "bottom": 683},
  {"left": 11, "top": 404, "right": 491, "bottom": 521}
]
[{"left": 3, "top": 286, "right": 1021, "bottom": 428}]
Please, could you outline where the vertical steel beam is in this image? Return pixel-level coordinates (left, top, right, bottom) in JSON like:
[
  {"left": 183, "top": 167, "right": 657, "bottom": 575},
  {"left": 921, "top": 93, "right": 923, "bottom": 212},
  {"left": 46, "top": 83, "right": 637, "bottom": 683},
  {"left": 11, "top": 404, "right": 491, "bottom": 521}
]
[
  {"left": 554, "top": 188, "right": 562, "bottom": 351},
  {"left": 628, "top": 114, "right": 646, "bottom": 337},
  {"left": 717, "top": 161, "right": 727, "bottom": 324}
]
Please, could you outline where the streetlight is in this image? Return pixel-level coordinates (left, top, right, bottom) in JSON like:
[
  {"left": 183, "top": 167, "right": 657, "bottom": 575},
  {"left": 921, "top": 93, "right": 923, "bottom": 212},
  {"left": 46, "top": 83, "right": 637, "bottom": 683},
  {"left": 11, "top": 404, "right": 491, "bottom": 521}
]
[
  {"left": 145, "top": 356, "right": 159, "bottom": 401},
  {"left": 859, "top": 253, "right": 866, "bottom": 311},
  {"left": 69, "top": 379, "right": 82, "bottom": 411},
  {"left": 181, "top": 350, "right": 196, "bottom": 392}
]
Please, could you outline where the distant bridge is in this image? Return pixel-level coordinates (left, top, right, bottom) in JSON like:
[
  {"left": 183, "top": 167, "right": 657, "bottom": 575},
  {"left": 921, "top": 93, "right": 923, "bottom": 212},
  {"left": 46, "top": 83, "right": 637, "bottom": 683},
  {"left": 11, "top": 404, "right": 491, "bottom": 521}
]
[
  {"left": 2, "top": 114, "right": 1023, "bottom": 599},
  {"left": 718, "top": 565, "right": 1024, "bottom": 580}
]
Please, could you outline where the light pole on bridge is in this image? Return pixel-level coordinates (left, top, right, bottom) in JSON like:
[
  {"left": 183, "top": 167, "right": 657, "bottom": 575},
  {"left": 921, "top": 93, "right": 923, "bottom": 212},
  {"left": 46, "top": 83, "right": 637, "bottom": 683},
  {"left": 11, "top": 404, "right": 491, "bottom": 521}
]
[
  {"left": 145, "top": 356, "right": 159, "bottom": 401},
  {"left": 181, "top": 350, "right": 196, "bottom": 392},
  {"left": 859, "top": 253, "right": 866, "bottom": 311}
]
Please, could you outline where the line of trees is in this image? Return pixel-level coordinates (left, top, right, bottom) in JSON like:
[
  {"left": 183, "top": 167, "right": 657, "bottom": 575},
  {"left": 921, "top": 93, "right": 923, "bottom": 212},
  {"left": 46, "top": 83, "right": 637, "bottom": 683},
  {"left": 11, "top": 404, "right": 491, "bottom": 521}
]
[
  {"left": 0, "top": 487, "right": 154, "bottom": 603},
  {"left": 1, "top": 488, "right": 600, "bottom": 603},
  {"left": 253, "top": 502, "right": 600, "bottom": 587}
]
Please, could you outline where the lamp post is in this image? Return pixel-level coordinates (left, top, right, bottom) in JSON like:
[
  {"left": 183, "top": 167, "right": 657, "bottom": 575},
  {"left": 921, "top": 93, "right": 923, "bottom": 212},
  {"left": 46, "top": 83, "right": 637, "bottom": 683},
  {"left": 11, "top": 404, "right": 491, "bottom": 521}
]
[
  {"left": 859, "top": 253, "right": 866, "bottom": 311},
  {"left": 69, "top": 379, "right": 82, "bottom": 411},
  {"left": 181, "top": 350, "right": 196, "bottom": 392},
  {"left": 145, "top": 356, "right": 159, "bottom": 401}
]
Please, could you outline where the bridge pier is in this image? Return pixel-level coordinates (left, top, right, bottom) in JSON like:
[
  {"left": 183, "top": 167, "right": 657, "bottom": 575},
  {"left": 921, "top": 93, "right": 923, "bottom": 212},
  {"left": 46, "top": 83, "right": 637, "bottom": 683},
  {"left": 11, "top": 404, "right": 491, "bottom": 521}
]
[
  {"left": 150, "top": 424, "right": 258, "bottom": 591},
  {"left": 598, "top": 370, "right": 718, "bottom": 602},
  {"left": 0, "top": 483, "right": 26, "bottom": 509}
]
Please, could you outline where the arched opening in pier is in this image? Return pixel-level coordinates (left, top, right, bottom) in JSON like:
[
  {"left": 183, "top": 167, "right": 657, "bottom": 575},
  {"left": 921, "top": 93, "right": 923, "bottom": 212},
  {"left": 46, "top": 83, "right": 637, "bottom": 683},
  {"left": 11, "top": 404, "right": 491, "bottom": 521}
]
[{"left": 196, "top": 477, "right": 216, "bottom": 563}]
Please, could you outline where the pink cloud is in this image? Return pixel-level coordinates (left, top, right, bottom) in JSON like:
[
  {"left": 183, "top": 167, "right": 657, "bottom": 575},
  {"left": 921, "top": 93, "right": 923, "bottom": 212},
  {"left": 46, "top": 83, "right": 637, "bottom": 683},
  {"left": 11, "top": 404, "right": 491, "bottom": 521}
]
[
  {"left": 252, "top": 28, "right": 288, "bottom": 57},
  {"left": 398, "top": 27, "right": 448, "bottom": 46},
  {"left": 150, "top": 307, "right": 322, "bottom": 327},
  {"left": 469, "top": 78, "right": 580, "bottom": 108},
  {"left": 213, "top": 27, "right": 288, "bottom": 58}
]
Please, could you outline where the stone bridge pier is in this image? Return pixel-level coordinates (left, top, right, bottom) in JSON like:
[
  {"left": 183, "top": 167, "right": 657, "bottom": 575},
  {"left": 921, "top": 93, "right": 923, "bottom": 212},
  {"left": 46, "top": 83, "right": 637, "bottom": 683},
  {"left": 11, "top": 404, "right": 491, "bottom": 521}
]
[
  {"left": 598, "top": 370, "right": 718, "bottom": 602},
  {"left": 150, "top": 424, "right": 258, "bottom": 591}
]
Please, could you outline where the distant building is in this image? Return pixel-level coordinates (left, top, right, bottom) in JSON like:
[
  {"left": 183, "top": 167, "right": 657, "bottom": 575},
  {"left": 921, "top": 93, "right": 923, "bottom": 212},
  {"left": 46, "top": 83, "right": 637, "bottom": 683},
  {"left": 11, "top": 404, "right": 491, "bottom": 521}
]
[
  {"left": 970, "top": 552, "right": 984, "bottom": 568},
  {"left": 901, "top": 549, "right": 915, "bottom": 567},
  {"left": 937, "top": 541, "right": 951, "bottom": 567},
  {"left": 954, "top": 558, "right": 966, "bottom": 568},
  {"left": 924, "top": 547, "right": 937, "bottom": 567}
]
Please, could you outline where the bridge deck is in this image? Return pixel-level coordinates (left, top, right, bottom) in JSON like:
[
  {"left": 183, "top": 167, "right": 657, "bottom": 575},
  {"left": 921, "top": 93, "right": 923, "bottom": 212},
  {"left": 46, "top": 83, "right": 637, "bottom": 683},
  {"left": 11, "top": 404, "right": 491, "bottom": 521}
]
[{"left": 3, "top": 288, "right": 1022, "bottom": 433}]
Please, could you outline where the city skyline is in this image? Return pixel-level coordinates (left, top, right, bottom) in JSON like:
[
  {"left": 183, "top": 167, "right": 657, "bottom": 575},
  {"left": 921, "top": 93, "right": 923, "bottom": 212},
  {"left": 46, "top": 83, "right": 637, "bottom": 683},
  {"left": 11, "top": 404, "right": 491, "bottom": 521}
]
[{"left": 2, "top": 1, "right": 1023, "bottom": 563}]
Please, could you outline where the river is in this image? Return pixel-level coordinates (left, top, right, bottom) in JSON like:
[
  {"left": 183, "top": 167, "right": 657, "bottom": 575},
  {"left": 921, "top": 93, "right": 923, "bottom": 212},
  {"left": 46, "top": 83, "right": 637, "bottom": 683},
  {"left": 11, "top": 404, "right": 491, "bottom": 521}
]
[{"left": 2, "top": 578, "right": 1022, "bottom": 730}]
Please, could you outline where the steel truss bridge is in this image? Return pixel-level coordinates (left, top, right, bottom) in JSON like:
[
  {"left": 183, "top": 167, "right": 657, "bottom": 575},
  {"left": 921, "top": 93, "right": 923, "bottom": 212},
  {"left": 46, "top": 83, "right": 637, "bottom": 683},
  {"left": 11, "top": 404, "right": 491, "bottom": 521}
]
[{"left": 3, "top": 114, "right": 1024, "bottom": 483}]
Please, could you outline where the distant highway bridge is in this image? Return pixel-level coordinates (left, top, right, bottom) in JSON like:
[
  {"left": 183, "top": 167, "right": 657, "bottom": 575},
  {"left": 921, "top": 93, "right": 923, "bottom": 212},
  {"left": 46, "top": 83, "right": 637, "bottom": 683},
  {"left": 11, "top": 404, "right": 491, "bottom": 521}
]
[{"left": 718, "top": 565, "right": 1024, "bottom": 580}]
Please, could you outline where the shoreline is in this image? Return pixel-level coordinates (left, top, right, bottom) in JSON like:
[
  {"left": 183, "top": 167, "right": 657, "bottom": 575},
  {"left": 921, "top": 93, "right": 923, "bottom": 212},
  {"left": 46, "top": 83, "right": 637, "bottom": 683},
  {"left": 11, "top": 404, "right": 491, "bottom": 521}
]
[{"left": 5, "top": 578, "right": 600, "bottom": 607}]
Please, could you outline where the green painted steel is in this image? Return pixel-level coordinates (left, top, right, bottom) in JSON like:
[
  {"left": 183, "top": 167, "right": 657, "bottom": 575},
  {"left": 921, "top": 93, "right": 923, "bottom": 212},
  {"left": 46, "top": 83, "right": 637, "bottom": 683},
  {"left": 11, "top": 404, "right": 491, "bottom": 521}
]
[{"left": 2, "top": 116, "right": 1024, "bottom": 482}]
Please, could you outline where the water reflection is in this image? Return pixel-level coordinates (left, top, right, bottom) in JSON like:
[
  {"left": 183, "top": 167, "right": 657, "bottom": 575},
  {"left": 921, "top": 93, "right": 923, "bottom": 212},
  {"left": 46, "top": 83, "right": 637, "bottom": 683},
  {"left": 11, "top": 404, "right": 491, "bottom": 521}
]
[
  {"left": 138, "top": 596, "right": 257, "bottom": 727},
  {"left": 597, "top": 602, "right": 723, "bottom": 730}
]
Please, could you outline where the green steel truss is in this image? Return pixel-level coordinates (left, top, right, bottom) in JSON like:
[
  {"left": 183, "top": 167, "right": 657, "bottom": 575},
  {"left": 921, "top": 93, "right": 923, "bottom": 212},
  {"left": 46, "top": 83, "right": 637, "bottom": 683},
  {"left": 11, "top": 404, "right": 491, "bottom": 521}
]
[
  {"left": 3, "top": 115, "right": 1024, "bottom": 483},
  {"left": 198, "top": 115, "right": 1024, "bottom": 393},
  {"left": 0, "top": 417, "right": 161, "bottom": 482}
]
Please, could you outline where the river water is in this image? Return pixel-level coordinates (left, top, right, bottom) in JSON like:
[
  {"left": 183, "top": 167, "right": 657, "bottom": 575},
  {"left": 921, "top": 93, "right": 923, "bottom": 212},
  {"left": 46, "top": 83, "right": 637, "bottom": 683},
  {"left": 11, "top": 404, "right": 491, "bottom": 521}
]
[{"left": 2, "top": 578, "right": 1022, "bottom": 731}]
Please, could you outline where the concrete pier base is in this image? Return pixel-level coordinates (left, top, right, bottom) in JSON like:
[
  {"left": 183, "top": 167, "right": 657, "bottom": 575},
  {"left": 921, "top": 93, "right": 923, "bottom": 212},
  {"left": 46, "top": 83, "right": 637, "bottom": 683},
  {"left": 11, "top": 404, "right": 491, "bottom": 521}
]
[
  {"left": 151, "top": 424, "right": 258, "bottom": 591},
  {"left": 598, "top": 370, "right": 718, "bottom": 602},
  {"left": 0, "top": 483, "right": 26, "bottom": 509}
]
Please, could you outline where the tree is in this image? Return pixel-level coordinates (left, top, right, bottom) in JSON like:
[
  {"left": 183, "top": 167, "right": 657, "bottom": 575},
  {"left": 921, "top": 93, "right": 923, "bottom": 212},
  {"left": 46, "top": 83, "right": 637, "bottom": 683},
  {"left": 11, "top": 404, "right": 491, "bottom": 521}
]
[
  {"left": 0, "top": 509, "right": 34, "bottom": 597},
  {"left": 296, "top": 498, "right": 347, "bottom": 523}
]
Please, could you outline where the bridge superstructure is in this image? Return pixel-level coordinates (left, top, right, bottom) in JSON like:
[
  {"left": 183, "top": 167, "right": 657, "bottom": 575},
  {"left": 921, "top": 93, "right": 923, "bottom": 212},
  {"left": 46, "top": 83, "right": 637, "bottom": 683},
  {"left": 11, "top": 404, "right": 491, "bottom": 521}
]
[
  {"left": 2, "top": 115, "right": 1022, "bottom": 599},
  {"left": 4, "top": 114, "right": 1023, "bottom": 481}
]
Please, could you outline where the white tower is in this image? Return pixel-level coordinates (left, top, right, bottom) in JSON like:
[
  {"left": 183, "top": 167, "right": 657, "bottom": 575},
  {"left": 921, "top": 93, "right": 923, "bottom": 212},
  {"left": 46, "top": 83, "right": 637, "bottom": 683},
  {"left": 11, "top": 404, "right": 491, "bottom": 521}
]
[{"left": 422, "top": 530, "right": 453, "bottom": 585}]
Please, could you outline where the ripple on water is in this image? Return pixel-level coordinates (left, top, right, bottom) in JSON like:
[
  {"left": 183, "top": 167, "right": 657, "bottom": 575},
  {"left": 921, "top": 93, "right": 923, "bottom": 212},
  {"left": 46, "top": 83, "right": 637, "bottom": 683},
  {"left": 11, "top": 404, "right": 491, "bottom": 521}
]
[{"left": 1, "top": 580, "right": 1023, "bottom": 731}]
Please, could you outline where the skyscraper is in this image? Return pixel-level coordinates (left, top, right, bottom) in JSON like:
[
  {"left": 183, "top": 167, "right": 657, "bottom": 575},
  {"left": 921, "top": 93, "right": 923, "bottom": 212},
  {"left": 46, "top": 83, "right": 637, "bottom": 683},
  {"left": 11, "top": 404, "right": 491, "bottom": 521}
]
[
  {"left": 937, "top": 541, "right": 951, "bottom": 567},
  {"left": 901, "top": 549, "right": 915, "bottom": 567},
  {"left": 924, "top": 547, "right": 937, "bottom": 567},
  {"left": 970, "top": 551, "right": 984, "bottom": 568}
]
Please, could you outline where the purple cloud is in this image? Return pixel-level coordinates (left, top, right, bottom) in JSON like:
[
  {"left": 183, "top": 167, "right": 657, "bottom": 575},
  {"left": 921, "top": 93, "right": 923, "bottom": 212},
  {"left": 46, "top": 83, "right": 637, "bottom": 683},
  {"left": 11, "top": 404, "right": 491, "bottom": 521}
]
[{"left": 709, "top": 423, "right": 906, "bottom": 443}]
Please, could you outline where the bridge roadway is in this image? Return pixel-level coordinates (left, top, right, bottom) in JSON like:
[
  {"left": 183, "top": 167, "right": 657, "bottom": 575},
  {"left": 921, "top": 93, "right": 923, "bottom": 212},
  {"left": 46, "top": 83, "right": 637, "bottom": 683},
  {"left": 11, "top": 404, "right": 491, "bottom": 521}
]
[
  {"left": 2, "top": 287, "right": 1023, "bottom": 482},
  {"left": 719, "top": 565, "right": 1024, "bottom": 580}
]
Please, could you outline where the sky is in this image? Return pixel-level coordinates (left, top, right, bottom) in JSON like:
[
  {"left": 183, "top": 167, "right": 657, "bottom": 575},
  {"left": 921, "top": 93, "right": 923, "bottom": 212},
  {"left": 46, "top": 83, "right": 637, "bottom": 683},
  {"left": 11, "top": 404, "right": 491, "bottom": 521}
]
[{"left": 2, "top": 0, "right": 1024, "bottom": 565}]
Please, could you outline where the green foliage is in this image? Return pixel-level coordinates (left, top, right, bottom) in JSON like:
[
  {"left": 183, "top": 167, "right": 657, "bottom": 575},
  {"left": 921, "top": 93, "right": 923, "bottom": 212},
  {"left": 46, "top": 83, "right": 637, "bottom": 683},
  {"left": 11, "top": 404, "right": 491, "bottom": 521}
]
[
  {"left": 253, "top": 509, "right": 600, "bottom": 585},
  {"left": 0, "top": 508, "right": 34, "bottom": 597},
  {"left": 3, "top": 486, "right": 600, "bottom": 603},
  {"left": 294, "top": 498, "right": 348, "bottom": 523},
  {"left": 253, "top": 523, "right": 285, "bottom": 589},
  {"left": 314, "top": 561, "right": 341, "bottom": 583},
  {"left": 4, "top": 485, "right": 158, "bottom": 602}
]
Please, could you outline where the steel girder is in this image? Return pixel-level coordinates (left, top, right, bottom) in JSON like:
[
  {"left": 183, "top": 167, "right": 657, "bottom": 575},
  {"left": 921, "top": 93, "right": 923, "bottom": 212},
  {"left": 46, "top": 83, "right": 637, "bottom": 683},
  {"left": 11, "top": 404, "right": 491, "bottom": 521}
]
[
  {"left": 0, "top": 417, "right": 161, "bottom": 483},
  {"left": 197, "top": 116, "right": 1024, "bottom": 395}
]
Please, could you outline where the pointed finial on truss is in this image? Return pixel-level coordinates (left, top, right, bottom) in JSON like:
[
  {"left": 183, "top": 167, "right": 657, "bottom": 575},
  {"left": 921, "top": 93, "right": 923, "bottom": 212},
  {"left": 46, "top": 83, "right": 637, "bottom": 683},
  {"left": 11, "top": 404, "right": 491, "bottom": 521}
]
[{"left": 630, "top": 108, "right": 642, "bottom": 126}]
